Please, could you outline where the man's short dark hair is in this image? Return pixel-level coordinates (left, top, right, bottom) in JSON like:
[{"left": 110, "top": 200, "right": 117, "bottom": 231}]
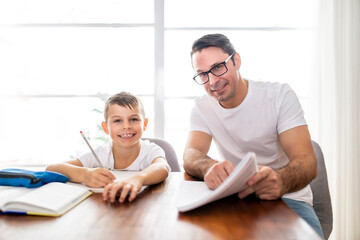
[{"left": 191, "top": 33, "right": 236, "bottom": 57}]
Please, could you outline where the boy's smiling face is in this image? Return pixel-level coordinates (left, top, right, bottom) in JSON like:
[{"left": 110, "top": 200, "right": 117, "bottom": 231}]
[{"left": 101, "top": 104, "right": 148, "bottom": 148}]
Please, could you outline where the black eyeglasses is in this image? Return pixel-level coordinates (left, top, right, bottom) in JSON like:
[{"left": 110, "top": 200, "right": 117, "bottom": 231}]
[{"left": 193, "top": 53, "right": 235, "bottom": 85}]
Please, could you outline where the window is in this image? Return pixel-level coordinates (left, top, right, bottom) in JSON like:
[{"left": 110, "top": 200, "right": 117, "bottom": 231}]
[
  {"left": 0, "top": 0, "right": 319, "bottom": 166},
  {"left": 0, "top": 0, "right": 156, "bottom": 164}
]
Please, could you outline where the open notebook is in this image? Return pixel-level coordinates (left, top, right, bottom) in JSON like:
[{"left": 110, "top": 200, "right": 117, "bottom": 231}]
[
  {"left": 177, "top": 152, "right": 258, "bottom": 212},
  {"left": 0, "top": 182, "right": 92, "bottom": 217}
]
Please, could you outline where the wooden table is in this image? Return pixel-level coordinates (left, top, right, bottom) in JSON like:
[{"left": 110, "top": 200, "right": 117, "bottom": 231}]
[{"left": 0, "top": 172, "right": 320, "bottom": 240}]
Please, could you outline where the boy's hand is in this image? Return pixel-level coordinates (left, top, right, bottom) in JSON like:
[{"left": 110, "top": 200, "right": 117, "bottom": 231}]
[
  {"left": 83, "top": 168, "right": 116, "bottom": 188},
  {"left": 102, "top": 175, "right": 144, "bottom": 203}
]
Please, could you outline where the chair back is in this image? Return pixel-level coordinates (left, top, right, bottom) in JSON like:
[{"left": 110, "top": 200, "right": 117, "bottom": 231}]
[
  {"left": 142, "top": 138, "right": 181, "bottom": 172},
  {"left": 310, "top": 141, "right": 333, "bottom": 239}
]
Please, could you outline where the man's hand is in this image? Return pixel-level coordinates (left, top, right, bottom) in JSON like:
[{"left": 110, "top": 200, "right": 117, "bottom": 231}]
[
  {"left": 204, "top": 160, "right": 235, "bottom": 190},
  {"left": 238, "top": 166, "right": 284, "bottom": 200}
]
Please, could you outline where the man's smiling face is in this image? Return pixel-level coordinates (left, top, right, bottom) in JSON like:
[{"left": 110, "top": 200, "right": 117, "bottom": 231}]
[{"left": 192, "top": 47, "right": 241, "bottom": 107}]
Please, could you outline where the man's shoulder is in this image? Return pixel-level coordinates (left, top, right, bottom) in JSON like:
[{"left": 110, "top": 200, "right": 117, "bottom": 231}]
[
  {"left": 250, "top": 80, "right": 291, "bottom": 92},
  {"left": 249, "top": 80, "right": 293, "bottom": 100},
  {"left": 193, "top": 94, "right": 219, "bottom": 114},
  {"left": 194, "top": 94, "right": 219, "bottom": 108},
  {"left": 194, "top": 94, "right": 210, "bottom": 104}
]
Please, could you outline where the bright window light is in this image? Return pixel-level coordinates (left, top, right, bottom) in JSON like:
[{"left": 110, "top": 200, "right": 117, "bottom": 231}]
[{"left": 0, "top": 0, "right": 319, "bottom": 166}]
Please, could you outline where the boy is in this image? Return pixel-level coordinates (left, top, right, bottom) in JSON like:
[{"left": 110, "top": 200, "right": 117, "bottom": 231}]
[{"left": 46, "top": 92, "right": 170, "bottom": 203}]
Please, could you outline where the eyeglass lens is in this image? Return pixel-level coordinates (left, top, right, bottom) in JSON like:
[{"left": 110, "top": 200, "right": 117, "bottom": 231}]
[{"left": 196, "top": 62, "right": 227, "bottom": 84}]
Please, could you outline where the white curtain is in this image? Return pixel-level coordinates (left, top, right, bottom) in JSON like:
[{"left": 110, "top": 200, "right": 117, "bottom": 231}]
[{"left": 318, "top": 0, "right": 360, "bottom": 239}]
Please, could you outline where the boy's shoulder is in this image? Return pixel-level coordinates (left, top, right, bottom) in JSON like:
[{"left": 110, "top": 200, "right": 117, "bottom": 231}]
[
  {"left": 140, "top": 139, "right": 165, "bottom": 155},
  {"left": 93, "top": 142, "right": 112, "bottom": 154},
  {"left": 140, "top": 138, "right": 160, "bottom": 149}
]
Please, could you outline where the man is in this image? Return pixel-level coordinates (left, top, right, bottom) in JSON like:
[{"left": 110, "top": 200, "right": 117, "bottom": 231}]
[{"left": 183, "top": 33, "right": 323, "bottom": 238}]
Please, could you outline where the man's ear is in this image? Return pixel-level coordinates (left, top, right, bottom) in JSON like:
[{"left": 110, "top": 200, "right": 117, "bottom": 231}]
[
  {"left": 101, "top": 121, "right": 109, "bottom": 135},
  {"left": 143, "top": 118, "right": 149, "bottom": 131},
  {"left": 234, "top": 52, "right": 241, "bottom": 70}
]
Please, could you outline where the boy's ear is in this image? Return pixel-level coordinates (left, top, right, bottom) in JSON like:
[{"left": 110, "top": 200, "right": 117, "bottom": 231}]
[
  {"left": 143, "top": 118, "right": 149, "bottom": 131},
  {"left": 101, "top": 121, "right": 109, "bottom": 135}
]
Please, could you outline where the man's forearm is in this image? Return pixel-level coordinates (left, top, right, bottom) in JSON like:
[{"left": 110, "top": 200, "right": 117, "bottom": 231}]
[
  {"left": 183, "top": 148, "right": 218, "bottom": 179},
  {"left": 277, "top": 154, "right": 317, "bottom": 195}
]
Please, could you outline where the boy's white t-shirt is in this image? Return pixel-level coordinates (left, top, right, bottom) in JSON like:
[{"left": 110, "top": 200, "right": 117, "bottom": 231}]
[
  {"left": 190, "top": 80, "right": 313, "bottom": 205},
  {"left": 78, "top": 139, "right": 166, "bottom": 171}
]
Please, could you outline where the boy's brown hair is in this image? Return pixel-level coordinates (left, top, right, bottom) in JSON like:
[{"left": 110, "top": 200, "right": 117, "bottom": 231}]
[{"left": 104, "top": 92, "right": 145, "bottom": 121}]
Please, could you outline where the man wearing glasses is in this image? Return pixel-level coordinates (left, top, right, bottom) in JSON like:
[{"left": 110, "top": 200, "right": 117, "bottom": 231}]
[{"left": 183, "top": 33, "right": 323, "bottom": 238}]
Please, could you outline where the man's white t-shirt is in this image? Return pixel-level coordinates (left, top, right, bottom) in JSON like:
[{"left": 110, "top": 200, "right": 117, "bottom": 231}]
[
  {"left": 78, "top": 139, "right": 166, "bottom": 171},
  {"left": 190, "top": 80, "right": 313, "bottom": 205}
]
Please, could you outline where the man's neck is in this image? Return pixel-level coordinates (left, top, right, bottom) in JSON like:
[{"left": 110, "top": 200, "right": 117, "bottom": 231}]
[{"left": 219, "top": 77, "right": 249, "bottom": 109}]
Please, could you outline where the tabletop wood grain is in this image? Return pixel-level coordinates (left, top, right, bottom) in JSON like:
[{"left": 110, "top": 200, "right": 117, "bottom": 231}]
[{"left": 0, "top": 172, "right": 320, "bottom": 240}]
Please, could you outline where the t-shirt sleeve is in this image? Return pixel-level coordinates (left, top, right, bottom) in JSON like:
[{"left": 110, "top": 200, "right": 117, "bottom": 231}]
[
  {"left": 276, "top": 84, "right": 307, "bottom": 134},
  {"left": 189, "top": 103, "right": 212, "bottom": 135},
  {"left": 139, "top": 142, "right": 167, "bottom": 170},
  {"left": 77, "top": 146, "right": 104, "bottom": 168},
  {"left": 78, "top": 151, "right": 96, "bottom": 168}
]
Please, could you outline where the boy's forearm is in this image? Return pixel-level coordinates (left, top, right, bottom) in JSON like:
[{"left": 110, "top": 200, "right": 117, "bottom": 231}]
[
  {"left": 46, "top": 163, "right": 86, "bottom": 183},
  {"left": 137, "top": 162, "right": 169, "bottom": 186}
]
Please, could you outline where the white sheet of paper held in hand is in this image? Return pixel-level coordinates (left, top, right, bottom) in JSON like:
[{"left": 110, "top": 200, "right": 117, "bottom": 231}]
[{"left": 177, "top": 152, "right": 258, "bottom": 212}]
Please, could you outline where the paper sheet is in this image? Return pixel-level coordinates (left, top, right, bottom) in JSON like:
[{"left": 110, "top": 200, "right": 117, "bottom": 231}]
[{"left": 177, "top": 152, "right": 257, "bottom": 212}]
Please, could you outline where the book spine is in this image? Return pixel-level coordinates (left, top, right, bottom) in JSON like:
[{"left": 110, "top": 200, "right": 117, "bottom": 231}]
[{"left": 1, "top": 211, "right": 27, "bottom": 215}]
